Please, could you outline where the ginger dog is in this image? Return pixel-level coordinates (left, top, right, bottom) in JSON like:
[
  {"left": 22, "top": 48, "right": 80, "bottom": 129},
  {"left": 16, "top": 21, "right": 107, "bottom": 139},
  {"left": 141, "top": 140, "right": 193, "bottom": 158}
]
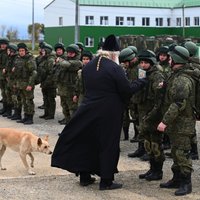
[{"left": 0, "top": 128, "right": 52, "bottom": 175}]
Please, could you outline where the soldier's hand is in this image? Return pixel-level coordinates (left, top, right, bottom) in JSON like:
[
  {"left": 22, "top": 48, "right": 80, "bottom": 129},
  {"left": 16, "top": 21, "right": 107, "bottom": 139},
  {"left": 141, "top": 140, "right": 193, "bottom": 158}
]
[
  {"left": 157, "top": 122, "right": 167, "bottom": 132},
  {"left": 12, "top": 67, "right": 15, "bottom": 72},
  {"left": 26, "top": 85, "right": 33, "bottom": 91},
  {"left": 2, "top": 68, "right": 6, "bottom": 74}
]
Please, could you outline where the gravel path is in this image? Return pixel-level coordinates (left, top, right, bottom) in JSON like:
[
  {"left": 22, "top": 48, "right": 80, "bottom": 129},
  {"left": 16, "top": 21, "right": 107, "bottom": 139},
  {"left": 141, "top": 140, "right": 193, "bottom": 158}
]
[{"left": 0, "top": 85, "right": 200, "bottom": 200}]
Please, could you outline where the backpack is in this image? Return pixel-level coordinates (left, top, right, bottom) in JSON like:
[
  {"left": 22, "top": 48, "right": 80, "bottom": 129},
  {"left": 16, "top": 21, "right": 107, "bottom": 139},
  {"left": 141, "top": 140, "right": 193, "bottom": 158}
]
[{"left": 183, "top": 68, "right": 200, "bottom": 120}]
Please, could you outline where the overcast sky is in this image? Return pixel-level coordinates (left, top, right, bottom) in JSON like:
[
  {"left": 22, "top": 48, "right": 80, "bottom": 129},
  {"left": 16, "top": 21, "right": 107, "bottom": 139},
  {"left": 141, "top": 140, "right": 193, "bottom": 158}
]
[{"left": 0, "top": 0, "right": 52, "bottom": 39}]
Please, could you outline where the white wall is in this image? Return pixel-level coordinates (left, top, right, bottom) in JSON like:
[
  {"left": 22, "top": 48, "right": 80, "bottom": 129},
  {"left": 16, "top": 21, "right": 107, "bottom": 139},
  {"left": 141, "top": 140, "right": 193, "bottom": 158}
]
[
  {"left": 44, "top": 0, "right": 75, "bottom": 27},
  {"left": 44, "top": 1, "right": 200, "bottom": 28}
]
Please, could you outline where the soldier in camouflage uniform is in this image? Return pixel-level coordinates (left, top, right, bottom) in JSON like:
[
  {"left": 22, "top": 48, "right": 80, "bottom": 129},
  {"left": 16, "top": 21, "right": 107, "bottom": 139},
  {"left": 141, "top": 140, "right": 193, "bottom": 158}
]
[
  {"left": 73, "top": 50, "right": 93, "bottom": 106},
  {"left": 53, "top": 42, "right": 70, "bottom": 124},
  {"left": 2, "top": 44, "right": 18, "bottom": 118},
  {"left": 35, "top": 41, "right": 47, "bottom": 109},
  {"left": 158, "top": 46, "right": 197, "bottom": 196},
  {"left": 14, "top": 43, "right": 37, "bottom": 125},
  {"left": 182, "top": 41, "right": 199, "bottom": 160},
  {"left": 0, "top": 37, "right": 9, "bottom": 115},
  {"left": 119, "top": 47, "right": 139, "bottom": 141},
  {"left": 156, "top": 46, "right": 172, "bottom": 150},
  {"left": 133, "top": 50, "right": 165, "bottom": 181},
  {"left": 54, "top": 44, "right": 82, "bottom": 125},
  {"left": 38, "top": 43, "right": 57, "bottom": 120}
]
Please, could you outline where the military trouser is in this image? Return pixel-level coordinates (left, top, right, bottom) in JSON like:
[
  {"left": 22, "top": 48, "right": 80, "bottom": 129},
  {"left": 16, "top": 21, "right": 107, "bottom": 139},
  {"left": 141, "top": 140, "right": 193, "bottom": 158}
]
[
  {"left": 143, "top": 130, "right": 165, "bottom": 163},
  {"left": 169, "top": 133, "right": 193, "bottom": 175},
  {"left": 0, "top": 79, "right": 7, "bottom": 103},
  {"left": 19, "top": 88, "right": 35, "bottom": 115},
  {"left": 12, "top": 87, "right": 22, "bottom": 110},
  {"left": 42, "top": 88, "right": 56, "bottom": 117},
  {"left": 60, "top": 96, "right": 71, "bottom": 120},
  {"left": 167, "top": 118, "right": 196, "bottom": 175},
  {"left": 5, "top": 80, "right": 14, "bottom": 105}
]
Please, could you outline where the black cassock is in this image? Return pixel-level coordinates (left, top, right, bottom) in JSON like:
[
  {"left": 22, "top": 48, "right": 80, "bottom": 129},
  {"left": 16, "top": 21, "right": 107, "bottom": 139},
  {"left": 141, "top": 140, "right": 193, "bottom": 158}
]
[{"left": 51, "top": 56, "right": 146, "bottom": 179}]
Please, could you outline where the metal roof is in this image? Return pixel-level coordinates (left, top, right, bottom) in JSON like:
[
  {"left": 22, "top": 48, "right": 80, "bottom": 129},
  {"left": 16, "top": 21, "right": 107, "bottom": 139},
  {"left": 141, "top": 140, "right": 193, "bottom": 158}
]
[{"left": 74, "top": 0, "right": 200, "bottom": 8}]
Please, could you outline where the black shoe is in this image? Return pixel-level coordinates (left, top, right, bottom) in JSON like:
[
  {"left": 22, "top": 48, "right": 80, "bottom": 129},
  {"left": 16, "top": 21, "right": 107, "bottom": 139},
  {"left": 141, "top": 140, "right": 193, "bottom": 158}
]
[
  {"left": 175, "top": 183, "right": 192, "bottom": 196},
  {"left": 39, "top": 114, "right": 47, "bottom": 118},
  {"left": 99, "top": 183, "right": 123, "bottom": 190},
  {"left": 58, "top": 118, "right": 65, "bottom": 123},
  {"left": 145, "top": 171, "right": 163, "bottom": 181},
  {"left": 38, "top": 104, "right": 44, "bottom": 109},
  {"left": 45, "top": 116, "right": 54, "bottom": 120},
  {"left": 160, "top": 179, "right": 180, "bottom": 189},
  {"left": 139, "top": 170, "right": 152, "bottom": 179},
  {"left": 80, "top": 177, "right": 96, "bottom": 186},
  {"left": 140, "top": 153, "right": 150, "bottom": 161}
]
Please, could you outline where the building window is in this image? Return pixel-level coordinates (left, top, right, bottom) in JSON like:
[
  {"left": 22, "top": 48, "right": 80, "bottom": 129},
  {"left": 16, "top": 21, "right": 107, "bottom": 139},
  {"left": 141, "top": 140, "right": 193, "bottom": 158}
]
[
  {"left": 127, "top": 17, "right": 135, "bottom": 26},
  {"left": 100, "top": 16, "right": 108, "bottom": 25},
  {"left": 167, "top": 18, "right": 171, "bottom": 26},
  {"left": 99, "top": 37, "right": 105, "bottom": 43},
  {"left": 85, "top": 37, "right": 94, "bottom": 47},
  {"left": 185, "top": 17, "right": 190, "bottom": 26},
  {"left": 59, "top": 17, "right": 63, "bottom": 26},
  {"left": 155, "top": 18, "right": 163, "bottom": 26},
  {"left": 194, "top": 17, "right": 200, "bottom": 26},
  {"left": 176, "top": 18, "right": 181, "bottom": 26},
  {"left": 142, "top": 17, "right": 150, "bottom": 26},
  {"left": 85, "top": 16, "right": 94, "bottom": 25},
  {"left": 116, "top": 17, "right": 124, "bottom": 25}
]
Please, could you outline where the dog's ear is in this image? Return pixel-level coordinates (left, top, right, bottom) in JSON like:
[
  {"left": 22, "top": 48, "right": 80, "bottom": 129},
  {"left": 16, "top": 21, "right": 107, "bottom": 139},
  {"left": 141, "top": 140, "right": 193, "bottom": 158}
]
[
  {"left": 44, "top": 135, "right": 49, "bottom": 141},
  {"left": 37, "top": 138, "right": 42, "bottom": 147}
]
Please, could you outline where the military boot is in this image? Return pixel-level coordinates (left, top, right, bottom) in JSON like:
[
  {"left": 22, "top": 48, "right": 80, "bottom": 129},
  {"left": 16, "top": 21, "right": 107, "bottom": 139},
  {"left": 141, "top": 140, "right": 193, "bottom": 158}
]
[
  {"left": 123, "top": 126, "right": 129, "bottom": 141},
  {"left": 0, "top": 102, "right": 7, "bottom": 115},
  {"left": 145, "top": 160, "right": 163, "bottom": 181},
  {"left": 11, "top": 108, "right": 22, "bottom": 120},
  {"left": 24, "top": 114, "right": 33, "bottom": 125},
  {"left": 128, "top": 142, "right": 145, "bottom": 158},
  {"left": 2, "top": 104, "right": 12, "bottom": 117},
  {"left": 174, "top": 173, "right": 192, "bottom": 196},
  {"left": 139, "top": 158, "right": 154, "bottom": 179},
  {"left": 160, "top": 168, "right": 180, "bottom": 189},
  {"left": 17, "top": 113, "right": 28, "bottom": 123}
]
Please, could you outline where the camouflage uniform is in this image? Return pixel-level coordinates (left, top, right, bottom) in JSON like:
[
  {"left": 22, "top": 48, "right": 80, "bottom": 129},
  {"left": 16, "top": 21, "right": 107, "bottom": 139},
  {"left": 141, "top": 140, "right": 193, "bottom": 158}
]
[
  {"left": 54, "top": 44, "right": 82, "bottom": 124},
  {"left": 38, "top": 44, "right": 56, "bottom": 119},
  {"left": 15, "top": 43, "right": 37, "bottom": 124},
  {"left": 0, "top": 39, "right": 9, "bottom": 114},
  {"left": 3, "top": 44, "right": 18, "bottom": 118},
  {"left": 159, "top": 46, "right": 195, "bottom": 196},
  {"left": 133, "top": 50, "right": 166, "bottom": 181}
]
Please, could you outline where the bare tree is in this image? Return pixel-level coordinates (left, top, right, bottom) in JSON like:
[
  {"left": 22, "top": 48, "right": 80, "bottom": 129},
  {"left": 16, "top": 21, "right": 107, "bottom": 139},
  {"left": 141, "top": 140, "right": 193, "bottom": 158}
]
[
  {"left": 0, "top": 25, "right": 7, "bottom": 37},
  {"left": 6, "top": 27, "right": 19, "bottom": 41}
]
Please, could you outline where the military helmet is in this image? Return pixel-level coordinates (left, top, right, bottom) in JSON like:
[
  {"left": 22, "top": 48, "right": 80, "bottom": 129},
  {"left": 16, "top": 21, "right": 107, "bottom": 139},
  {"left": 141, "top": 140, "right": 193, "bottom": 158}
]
[
  {"left": 183, "top": 41, "right": 198, "bottom": 57},
  {"left": 157, "top": 46, "right": 169, "bottom": 54},
  {"left": 8, "top": 43, "right": 18, "bottom": 52},
  {"left": 76, "top": 42, "right": 84, "bottom": 51},
  {"left": 0, "top": 37, "right": 9, "bottom": 45},
  {"left": 66, "top": 44, "right": 80, "bottom": 54},
  {"left": 81, "top": 50, "right": 93, "bottom": 60},
  {"left": 169, "top": 45, "right": 189, "bottom": 64},
  {"left": 17, "top": 43, "right": 28, "bottom": 51},
  {"left": 42, "top": 43, "right": 53, "bottom": 54},
  {"left": 138, "top": 50, "right": 157, "bottom": 65},
  {"left": 39, "top": 41, "right": 47, "bottom": 49},
  {"left": 119, "top": 48, "right": 136, "bottom": 63},
  {"left": 54, "top": 42, "right": 65, "bottom": 52},
  {"left": 127, "top": 46, "right": 138, "bottom": 54}
]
